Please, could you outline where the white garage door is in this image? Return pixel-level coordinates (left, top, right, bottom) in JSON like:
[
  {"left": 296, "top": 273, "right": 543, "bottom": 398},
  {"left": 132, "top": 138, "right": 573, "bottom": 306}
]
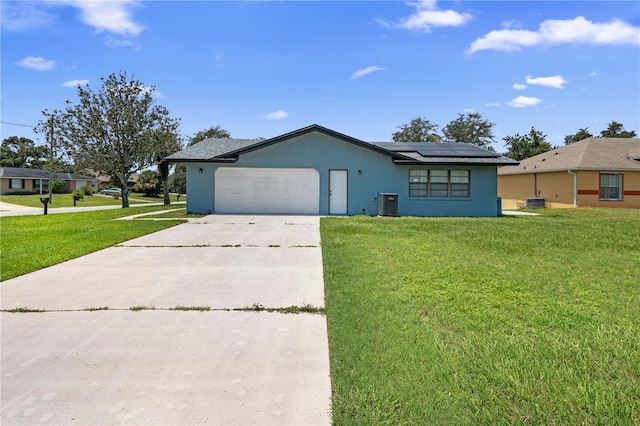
[{"left": 215, "top": 168, "right": 320, "bottom": 214}]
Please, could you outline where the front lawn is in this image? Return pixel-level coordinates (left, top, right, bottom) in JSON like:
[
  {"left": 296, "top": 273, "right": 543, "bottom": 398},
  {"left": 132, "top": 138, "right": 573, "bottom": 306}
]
[
  {"left": 322, "top": 209, "right": 639, "bottom": 425},
  {"left": 0, "top": 193, "right": 184, "bottom": 208},
  {"left": 0, "top": 206, "right": 186, "bottom": 281}
]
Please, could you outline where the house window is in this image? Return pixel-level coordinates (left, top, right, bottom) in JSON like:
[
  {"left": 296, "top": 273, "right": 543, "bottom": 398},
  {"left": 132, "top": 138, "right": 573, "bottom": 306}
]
[
  {"left": 409, "top": 170, "right": 428, "bottom": 197},
  {"left": 450, "top": 170, "right": 470, "bottom": 197},
  {"left": 10, "top": 179, "right": 24, "bottom": 189},
  {"left": 33, "top": 179, "right": 49, "bottom": 192},
  {"left": 430, "top": 170, "right": 449, "bottom": 197},
  {"left": 600, "top": 173, "right": 622, "bottom": 200},
  {"left": 409, "top": 170, "right": 470, "bottom": 197}
]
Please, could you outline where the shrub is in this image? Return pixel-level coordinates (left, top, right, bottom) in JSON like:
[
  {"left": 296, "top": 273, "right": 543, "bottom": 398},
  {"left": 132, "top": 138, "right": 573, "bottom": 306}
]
[
  {"left": 6, "top": 190, "right": 38, "bottom": 195},
  {"left": 79, "top": 184, "right": 92, "bottom": 196},
  {"left": 51, "top": 178, "right": 65, "bottom": 194},
  {"left": 72, "top": 189, "right": 84, "bottom": 200}
]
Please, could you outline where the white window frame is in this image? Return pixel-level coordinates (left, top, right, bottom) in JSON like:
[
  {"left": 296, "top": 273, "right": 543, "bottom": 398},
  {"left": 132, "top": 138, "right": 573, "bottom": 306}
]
[
  {"left": 599, "top": 173, "right": 623, "bottom": 201},
  {"left": 10, "top": 179, "right": 23, "bottom": 189}
]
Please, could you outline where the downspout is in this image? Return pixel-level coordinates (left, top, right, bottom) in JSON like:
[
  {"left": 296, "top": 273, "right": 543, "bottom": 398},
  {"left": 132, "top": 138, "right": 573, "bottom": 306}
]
[{"left": 567, "top": 170, "right": 577, "bottom": 208}]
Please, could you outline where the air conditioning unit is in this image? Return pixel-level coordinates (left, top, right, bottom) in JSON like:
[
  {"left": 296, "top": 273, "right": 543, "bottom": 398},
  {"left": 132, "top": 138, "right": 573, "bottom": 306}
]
[
  {"left": 525, "top": 197, "right": 545, "bottom": 208},
  {"left": 378, "top": 193, "right": 398, "bottom": 217}
]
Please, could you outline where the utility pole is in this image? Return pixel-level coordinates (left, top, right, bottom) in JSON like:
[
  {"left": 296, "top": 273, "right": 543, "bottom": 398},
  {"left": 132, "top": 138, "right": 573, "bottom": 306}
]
[{"left": 48, "top": 114, "right": 54, "bottom": 203}]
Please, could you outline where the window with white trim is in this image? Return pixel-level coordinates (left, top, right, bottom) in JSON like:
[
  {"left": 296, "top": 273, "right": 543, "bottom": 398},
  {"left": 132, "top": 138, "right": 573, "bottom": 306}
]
[
  {"left": 600, "top": 173, "right": 622, "bottom": 200},
  {"left": 10, "top": 179, "right": 23, "bottom": 189},
  {"left": 409, "top": 170, "right": 470, "bottom": 197}
]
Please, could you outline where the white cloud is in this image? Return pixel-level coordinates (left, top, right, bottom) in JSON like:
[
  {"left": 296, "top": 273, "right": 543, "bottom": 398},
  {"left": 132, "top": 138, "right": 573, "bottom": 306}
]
[
  {"left": 507, "top": 96, "right": 542, "bottom": 108},
  {"left": 512, "top": 83, "right": 527, "bottom": 90},
  {"left": 468, "top": 16, "right": 640, "bottom": 53},
  {"left": 261, "top": 110, "right": 289, "bottom": 120},
  {"left": 0, "top": 2, "right": 55, "bottom": 31},
  {"left": 485, "top": 102, "right": 501, "bottom": 107},
  {"left": 61, "top": 79, "right": 89, "bottom": 87},
  {"left": 351, "top": 66, "right": 384, "bottom": 79},
  {"left": 526, "top": 75, "right": 568, "bottom": 89},
  {"left": 16, "top": 56, "right": 55, "bottom": 71},
  {"left": 378, "top": 0, "right": 473, "bottom": 32},
  {"left": 61, "top": 0, "right": 143, "bottom": 37},
  {"left": 589, "top": 71, "right": 601, "bottom": 77}
]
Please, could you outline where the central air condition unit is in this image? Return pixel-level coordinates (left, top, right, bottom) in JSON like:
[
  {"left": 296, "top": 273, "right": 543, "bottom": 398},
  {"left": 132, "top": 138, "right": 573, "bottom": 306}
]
[
  {"left": 525, "top": 197, "right": 545, "bottom": 208},
  {"left": 378, "top": 193, "right": 398, "bottom": 217}
]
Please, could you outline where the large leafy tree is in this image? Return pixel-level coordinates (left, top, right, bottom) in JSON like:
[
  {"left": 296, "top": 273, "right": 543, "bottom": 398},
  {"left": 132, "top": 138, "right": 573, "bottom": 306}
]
[
  {"left": 190, "top": 125, "right": 231, "bottom": 146},
  {"left": 0, "top": 136, "right": 48, "bottom": 168},
  {"left": 564, "top": 128, "right": 593, "bottom": 145},
  {"left": 503, "top": 127, "right": 554, "bottom": 161},
  {"left": 599, "top": 121, "right": 637, "bottom": 138},
  {"left": 392, "top": 117, "right": 442, "bottom": 142},
  {"left": 38, "top": 72, "right": 180, "bottom": 208},
  {"left": 442, "top": 112, "right": 496, "bottom": 150}
]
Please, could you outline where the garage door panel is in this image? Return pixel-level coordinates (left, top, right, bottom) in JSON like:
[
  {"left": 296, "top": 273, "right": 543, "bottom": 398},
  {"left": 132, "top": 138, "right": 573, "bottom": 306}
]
[{"left": 215, "top": 168, "right": 319, "bottom": 214}]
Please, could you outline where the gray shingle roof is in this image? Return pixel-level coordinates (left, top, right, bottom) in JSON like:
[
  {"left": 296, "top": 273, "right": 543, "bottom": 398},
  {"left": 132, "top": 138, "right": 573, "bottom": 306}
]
[
  {"left": 164, "top": 139, "right": 263, "bottom": 161},
  {"left": 163, "top": 124, "right": 518, "bottom": 166},
  {"left": 498, "top": 138, "right": 640, "bottom": 175}
]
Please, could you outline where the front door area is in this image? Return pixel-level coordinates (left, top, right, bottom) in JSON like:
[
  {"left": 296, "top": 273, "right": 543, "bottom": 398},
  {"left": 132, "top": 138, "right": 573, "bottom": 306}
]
[{"left": 329, "top": 170, "right": 348, "bottom": 215}]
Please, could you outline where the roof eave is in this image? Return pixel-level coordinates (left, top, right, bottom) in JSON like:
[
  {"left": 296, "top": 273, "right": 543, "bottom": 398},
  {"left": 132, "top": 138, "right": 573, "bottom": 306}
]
[{"left": 393, "top": 159, "right": 519, "bottom": 166}]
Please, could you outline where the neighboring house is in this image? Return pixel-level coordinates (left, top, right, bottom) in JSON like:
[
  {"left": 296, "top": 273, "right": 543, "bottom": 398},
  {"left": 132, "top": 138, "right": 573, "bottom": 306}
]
[
  {"left": 90, "top": 172, "right": 139, "bottom": 189},
  {"left": 0, "top": 167, "right": 96, "bottom": 195},
  {"left": 498, "top": 137, "right": 640, "bottom": 209},
  {"left": 164, "top": 124, "right": 518, "bottom": 217}
]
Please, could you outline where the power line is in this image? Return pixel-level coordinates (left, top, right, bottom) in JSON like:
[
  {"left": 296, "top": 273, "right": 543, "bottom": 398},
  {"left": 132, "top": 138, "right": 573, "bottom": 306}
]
[{"left": 0, "top": 121, "right": 35, "bottom": 128}]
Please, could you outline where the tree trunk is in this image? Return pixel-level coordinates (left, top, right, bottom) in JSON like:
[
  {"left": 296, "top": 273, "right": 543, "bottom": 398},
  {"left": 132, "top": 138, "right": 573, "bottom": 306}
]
[
  {"left": 118, "top": 173, "right": 130, "bottom": 208},
  {"left": 160, "top": 161, "right": 170, "bottom": 205}
]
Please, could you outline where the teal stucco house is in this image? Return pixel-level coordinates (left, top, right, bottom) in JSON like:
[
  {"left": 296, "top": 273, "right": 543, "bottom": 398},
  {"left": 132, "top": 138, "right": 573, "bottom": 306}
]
[{"left": 164, "top": 124, "right": 518, "bottom": 217}]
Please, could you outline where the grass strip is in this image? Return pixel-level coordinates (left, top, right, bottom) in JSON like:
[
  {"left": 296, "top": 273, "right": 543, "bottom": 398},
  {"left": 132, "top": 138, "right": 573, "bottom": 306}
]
[
  {"left": 322, "top": 208, "right": 640, "bottom": 425},
  {"left": 0, "top": 206, "right": 185, "bottom": 281}
]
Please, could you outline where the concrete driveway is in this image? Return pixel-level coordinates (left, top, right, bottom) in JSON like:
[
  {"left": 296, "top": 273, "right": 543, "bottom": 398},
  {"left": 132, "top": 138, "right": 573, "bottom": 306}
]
[{"left": 1, "top": 215, "right": 331, "bottom": 425}]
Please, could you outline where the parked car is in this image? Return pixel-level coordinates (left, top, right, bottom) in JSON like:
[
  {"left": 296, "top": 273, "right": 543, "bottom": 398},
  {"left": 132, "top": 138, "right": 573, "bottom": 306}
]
[{"left": 100, "top": 187, "right": 122, "bottom": 195}]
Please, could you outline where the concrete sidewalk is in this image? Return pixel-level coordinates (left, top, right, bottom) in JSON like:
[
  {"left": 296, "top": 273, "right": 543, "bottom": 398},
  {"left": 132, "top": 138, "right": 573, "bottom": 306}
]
[{"left": 1, "top": 215, "right": 331, "bottom": 425}]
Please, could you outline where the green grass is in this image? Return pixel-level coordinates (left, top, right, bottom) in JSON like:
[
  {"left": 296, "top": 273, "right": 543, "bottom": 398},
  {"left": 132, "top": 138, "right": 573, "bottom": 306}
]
[
  {"left": 0, "top": 206, "right": 186, "bottom": 281},
  {"left": 0, "top": 192, "right": 185, "bottom": 208},
  {"left": 322, "top": 209, "right": 640, "bottom": 425}
]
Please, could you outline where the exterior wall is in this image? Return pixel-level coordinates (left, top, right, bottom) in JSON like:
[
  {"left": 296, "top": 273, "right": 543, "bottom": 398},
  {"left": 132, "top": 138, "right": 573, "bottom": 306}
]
[
  {"left": 498, "top": 170, "right": 640, "bottom": 209},
  {"left": 186, "top": 132, "right": 501, "bottom": 217}
]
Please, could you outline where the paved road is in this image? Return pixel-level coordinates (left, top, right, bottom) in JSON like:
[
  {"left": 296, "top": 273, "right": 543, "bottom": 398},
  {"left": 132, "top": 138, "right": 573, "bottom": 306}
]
[{"left": 1, "top": 215, "right": 331, "bottom": 425}]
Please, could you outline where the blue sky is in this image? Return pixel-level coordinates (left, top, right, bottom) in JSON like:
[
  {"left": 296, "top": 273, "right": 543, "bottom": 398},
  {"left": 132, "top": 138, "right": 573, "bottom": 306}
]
[{"left": 2, "top": 1, "right": 639, "bottom": 153}]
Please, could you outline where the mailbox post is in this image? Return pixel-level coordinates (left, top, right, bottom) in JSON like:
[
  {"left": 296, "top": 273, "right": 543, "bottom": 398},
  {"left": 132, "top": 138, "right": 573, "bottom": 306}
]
[
  {"left": 40, "top": 197, "right": 50, "bottom": 215},
  {"left": 73, "top": 193, "right": 81, "bottom": 207}
]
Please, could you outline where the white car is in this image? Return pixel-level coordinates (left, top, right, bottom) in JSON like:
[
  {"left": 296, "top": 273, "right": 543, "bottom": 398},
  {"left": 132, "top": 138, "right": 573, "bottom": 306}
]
[{"left": 100, "top": 187, "right": 122, "bottom": 195}]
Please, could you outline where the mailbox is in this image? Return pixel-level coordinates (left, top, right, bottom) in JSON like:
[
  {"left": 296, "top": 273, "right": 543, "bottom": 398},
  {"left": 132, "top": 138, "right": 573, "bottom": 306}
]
[
  {"left": 40, "top": 197, "right": 50, "bottom": 215},
  {"left": 73, "top": 193, "right": 81, "bottom": 206}
]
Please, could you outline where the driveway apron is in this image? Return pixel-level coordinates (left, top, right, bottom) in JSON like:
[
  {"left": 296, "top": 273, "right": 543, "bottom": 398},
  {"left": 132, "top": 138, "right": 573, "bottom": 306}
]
[{"left": 1, "top": 215, "right": 332, "bottom": 425}]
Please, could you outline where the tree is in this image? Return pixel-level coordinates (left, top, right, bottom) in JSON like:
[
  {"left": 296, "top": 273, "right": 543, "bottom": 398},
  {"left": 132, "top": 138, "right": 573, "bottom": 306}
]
[
  {"left": 599, "top": 121, "right": 637, "bottom": 138},
  {"left": 169, "top": 164, "right": 186, "bottom": 194},
  {"left": 0, "top": 136, "right": 48, "bottom": 168},
  {"left": 39, "top": 72, "right": 180, "bottom": 208},
  {"left": 133, "top": 170, "right": 161, "bottom": 197},
  {"left": 442, "top": 112, "right": 496, "bottom": 150},
  {"left": 392, "top": 117, "right": 442, "bottom": 142},
  {"left": 564, "top": 128, "right": 593, "bottom": 145},
  {"left": 503, "top": 127, "right": 554, "bottom": 161},
  {"left": 190, "top": 125, "right": 231, "bottom": 146},
  {"left": 151, "top": 130, "right": 183, "bottom": 204}
]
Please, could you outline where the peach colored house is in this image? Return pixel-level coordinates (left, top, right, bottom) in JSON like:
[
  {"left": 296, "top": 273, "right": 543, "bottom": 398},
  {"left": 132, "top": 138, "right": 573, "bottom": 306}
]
[
  {"left": 498, "top": 138, "right": 640, "bottom": 209},
  {"left": 0, "top": 167, "right": 96, "bottom": 195}
]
